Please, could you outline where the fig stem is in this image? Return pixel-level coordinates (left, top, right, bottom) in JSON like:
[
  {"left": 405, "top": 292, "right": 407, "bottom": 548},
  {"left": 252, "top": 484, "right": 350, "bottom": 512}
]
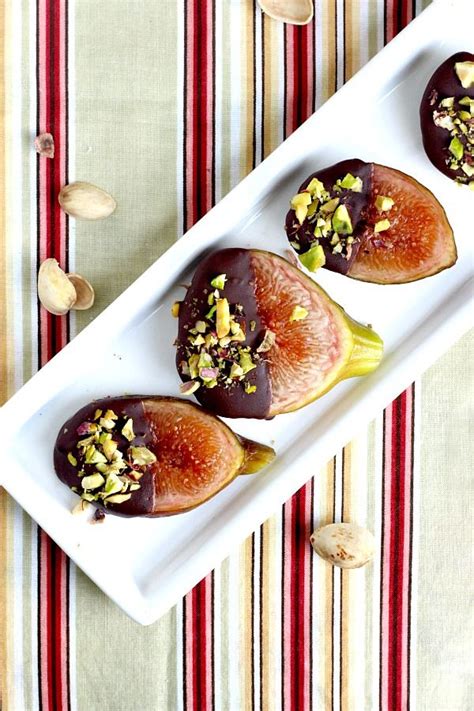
[
  {"left": 238, "top": 437, "right": 276, "bottom": 475},
  {"left": 339, "top": 316, "right": 384, "bottom": 380}
]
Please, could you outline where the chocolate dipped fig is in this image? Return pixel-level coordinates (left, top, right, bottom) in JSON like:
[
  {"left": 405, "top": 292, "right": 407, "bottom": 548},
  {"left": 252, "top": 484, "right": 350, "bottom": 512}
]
[
  {"left": 54, "top": 396, "right": 275, "bottom": 517},
  {"left": 175, "top": 248, "right": 383, "bottom": 419},
  {"left": 285, "top": 159, "right": 457, "bottom": 284},
  {"left": 420, "top": 52, "right": 474, "bottom": 185}
]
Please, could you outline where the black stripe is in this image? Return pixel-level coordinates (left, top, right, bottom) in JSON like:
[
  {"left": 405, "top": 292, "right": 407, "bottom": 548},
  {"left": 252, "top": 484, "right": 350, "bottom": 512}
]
[
  {"left": 260, "top": 6, "right": 265, "bottom": 162},
  {"left": 252, "top": 1, "right": 257, "bottom": 170}
]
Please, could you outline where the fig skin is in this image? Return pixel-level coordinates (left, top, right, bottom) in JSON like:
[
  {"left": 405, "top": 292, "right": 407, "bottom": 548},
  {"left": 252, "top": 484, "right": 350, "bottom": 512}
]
[
  {"left": 54, "top": 396, "right": 275, "bottom": 518},
  {"left": 285, "top": 159, "right": 457, "bottom": 284},
  {"left": 176, "top": 248, "right": 383, "bottom": 419},
  {"left": 419, "top": 51, "right": 474, "bottom": 182}
]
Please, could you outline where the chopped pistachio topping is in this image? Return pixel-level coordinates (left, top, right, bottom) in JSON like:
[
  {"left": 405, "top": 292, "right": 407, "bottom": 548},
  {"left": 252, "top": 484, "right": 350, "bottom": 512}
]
[
  {"left": 375, "top": 195, "right": 394, "bottom": 212},
  {"left": 454, "top": 61, "right": 474, "bottom": 89},
  {"left": 332, "top": 204, "right": 353, "bottom": 235},
  {"left": 105, "top": 493, "right": 132, "bottom": 505},
  {"left": 338, "top": 173, "right": 363, "bottom": 192},
  {"left": 85, "top": 446, "right": 107, "bottom": 465},
  {"left": 104, "top": 472, "right": 124, "bottom": 497},
  {"left": 250, "top": 320, "right": 256, "bottom": 332},
  {"left": 374, "top": 219, "right": 391, "bottom": 233},
  {"left": 290, "top": 191, "right": 312, "bottom": 224},
  {"left": 319, "top": 196, "right": 340, "bottom": 216},
  {"left": 449, "top": 136, "right": 464, "bottom": 161},
  {"left": 299, "top": 243, "right": 326, "bottom": 272},
  {"left": 102, "top": 438, "right": 118, "bottom": 461},
  {"left": 216, "top": 298, "right": 231, "bottom": 338},
  {"left": 210, "top": 273, "right": 227, "bottom": 289},
  {"left": 431, "top": 92, "right": 474, "bottom": 184},
  {"left": 171, "top": 301, "right": 181, "bottom": 318},
  {"left": 256, "top": 329, "right": 276, "bottom": 353},
  {"left": 67, "top": 452, "right": 77, "bottom": 466},
  {"left": 289, "top": 305, "right": 309, "bottom": 322},
  {"left": 306, "top": 177, "right": 326, "bottom": 199},
  {"left": 244, "top": 383, "right": 257, "bottom": 394},
  {"left": 121, "top": 418, "right": 135, "bottom": 441},
  {"left": 93, "top": 409, "right": 102, "bottom": 420},
  {"left": 130, "top": 446, "right": 157, "bottom": 466},
  {"left": 81, "top": 473, "right": 105, "bottom": 490}
]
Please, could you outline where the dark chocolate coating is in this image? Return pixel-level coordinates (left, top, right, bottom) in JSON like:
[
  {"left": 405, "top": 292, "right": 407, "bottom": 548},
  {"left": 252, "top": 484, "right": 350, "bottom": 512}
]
[
  {"left": 285, "top": 158, "right": 373, "bottom": 275},
  {"left": 419, "top": 51, "right": 474, "bottom": 181},
  {"left": 54, "top": 396, "right": 155, "bottom": 517},
  {"left": 176, "top": 248, "right": 272, "bottom": 419}
]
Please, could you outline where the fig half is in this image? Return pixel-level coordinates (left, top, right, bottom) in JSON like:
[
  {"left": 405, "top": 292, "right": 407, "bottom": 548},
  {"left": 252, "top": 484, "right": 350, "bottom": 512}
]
[
  {"left": 54, "top": 396, "right": 275, "bottom": 517},
  {"left": 175, "top": 248, "right": 383, "bottom": 419},
  {"left": 285, "top": 159, "right": 457, "bottom": 284}
]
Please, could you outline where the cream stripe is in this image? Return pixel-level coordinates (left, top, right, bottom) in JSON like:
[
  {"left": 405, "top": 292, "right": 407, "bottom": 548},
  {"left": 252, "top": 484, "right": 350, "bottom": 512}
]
[
  {"left": 409, "top": 382, "right": 421, "bottom": 711},
  {"left": 29, "top": 525, "right": 39, "bottom": 711},
  {"left": 214, "top": 0, "right": 223, "bottom": 204},
  {"left": 253, "top": 527, "right": 261, "bottom": 711},
  {"left": 213, "top": 564, "right": 223, "bottom": 711},
  {"left": 335, "top": 0, "right": 344, "bottom": 89},
  {"left": 333, "top": 453, "right": 343, "bottom": 711},
  {"left": 176, "top": 0, "right": 184, "bottom": 237},
  {"left": 12, "top": 504, "right": 24, "bottom": 711},
  {"left": 253, "top": 3, "right": 263, "bottom": 166},
  {"left": 370, "top": 412, "right": 384, "bottom": 708},
  {"left": 28, "top": 0, "right": 38, "bottom": 378},
  {"left": 68, "top": 564, "right": 77, "bottom": 711},
  {"left": 227, "top": 548, "right": 241, "bottom": 710},
  {"left": 7, "top": 0, "right": 23, "bottom": 395},
  {"left": 229, "top": 0, "right": 241, "bottom": 189},
  {"left": 314, "top": 0, "right": 324, "bottom": 110},
  {"left": 175, "top": 600, "right": 184, "bottom": 711}
]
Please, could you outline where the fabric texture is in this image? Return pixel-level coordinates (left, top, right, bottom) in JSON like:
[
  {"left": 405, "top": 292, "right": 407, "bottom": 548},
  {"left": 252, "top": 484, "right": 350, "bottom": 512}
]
[{"left": 0, "top": 1, "right": 472, "bottom": 710}]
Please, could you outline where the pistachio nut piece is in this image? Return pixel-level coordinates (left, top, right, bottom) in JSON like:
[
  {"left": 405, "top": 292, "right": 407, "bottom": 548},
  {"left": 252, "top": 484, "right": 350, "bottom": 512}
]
[
  {"left": 310, "top": 522, "right": 375, "bottom": 569},
  {"left": 38, "top": 258, "right": 77, "bottom": 316},
  {"left": 58, "top": 181, "right": 116, "bottom": 220},
  {"left": 67, "top": 273, "right": 95, "bottom": 310}
]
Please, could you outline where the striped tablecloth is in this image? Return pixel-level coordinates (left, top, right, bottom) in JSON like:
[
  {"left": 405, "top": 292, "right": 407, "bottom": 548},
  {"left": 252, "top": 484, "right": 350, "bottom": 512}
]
[{"left": 0, "top": 1, "right": 472, "bottom": 709}]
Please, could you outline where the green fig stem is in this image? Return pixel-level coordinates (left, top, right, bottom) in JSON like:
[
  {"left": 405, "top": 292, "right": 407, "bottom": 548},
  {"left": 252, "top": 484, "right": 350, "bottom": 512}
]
[
  {"left": 339, "top": 316, "right": 384, "bottom": 380},
  {"left": 238, "top": 436, "right": 276, "bottom": 475}
]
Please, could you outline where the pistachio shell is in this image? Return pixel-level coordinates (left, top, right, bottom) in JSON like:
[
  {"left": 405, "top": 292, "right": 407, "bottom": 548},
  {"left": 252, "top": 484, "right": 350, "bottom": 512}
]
[
  {"left": 58, "top": 181, "right": 116, "bottom": 220},
  {"left": 67, "top": 273, "right": 95, "bottom": 310},
  {"left": 310, "top": 522, "right": 375, "bottom": 569},
  {"left": 258, "top": 0, "right": 313, "bottom": 25},
  {"left": 38, "top": 258, "right": 77, "bottom": 315}
]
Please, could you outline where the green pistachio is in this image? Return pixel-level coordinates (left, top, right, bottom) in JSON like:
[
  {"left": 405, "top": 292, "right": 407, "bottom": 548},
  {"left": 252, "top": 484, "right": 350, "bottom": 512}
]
[
  {"left": 449, "top": 136, "right": 464, "bottom": 161},
  {"left": 439, "top": 97, "right": 454, "bottom": 108},
  {"left": 105, "top": 493, "right": 132, "bottom": 505},
  {"left": 230, "top": 363, "right": 244, "bottom": 379},
  {"left": 375, "top": 195, "right": 394, "bottom": 212},
  {"left": 289, "top": 305, "right": 308, "bottom": 322},
  {"left": 454, "top": 61, "right": 474, "bottom": 89},
  {"left": 195, "top": 320, "right": 207, "bottom": 333},
  {"left": 85, "top": 446, "right": 107, "bottom": 465},
  {"left": 67, "top": 453, "right": 77, "bottom": 467},
  {"left": 332, "top": 204, "right": 353, "bottom": 235},
  {"left": 339, "top": 173, "right": 363, "bottom": 192},
  {"left": 374, "top": 219, "right": 391, "bottom": 233},
  {"left": 104, "top": 472, "right": 124, "bottom": 497},
  {"left": 171, "top": 301, "right": 180, "bottom": 318},
  {"left": 239, "top": 351, "right": 257, "bottom": 374},
  {"left": 462, "top": 162, "right": 474, "bottom": 177},
  {"left": 244, "top": 383, "right": 257, "bottom": 394},
  {"left": 188, "top": 354, "right": 200, "bottom": 378},
  {"left": 81, "top": 473, "right": 105, "bottom": 490},
  {"left": 93, "top": 409, "right": 103, "bottom": 420},
  {"left": 210, "top": 274, "right": 227, "bottom": 290},
  {"left": 299, "top": 244, "right": 326, "bottom": 272},
  {"left": 290, "top": 191, "right": 312, "bottom": 224},
  {"left": 130, "top": 446, "right": 157, "bottom": 466},
  {"left": 102, "top": 438, "right": 118, "bottom": 461},
  {"left": 319, "top": 197, "right": 340, "bottom": 216},
  {"left": 306, "top": 177, "right": 325, "bottom": 199},
  {"left": 193, "top": 334, "right": 205, "bottom": 346},
  {"left": 121, "top": 418, "right": 135, "bottom": 442}
]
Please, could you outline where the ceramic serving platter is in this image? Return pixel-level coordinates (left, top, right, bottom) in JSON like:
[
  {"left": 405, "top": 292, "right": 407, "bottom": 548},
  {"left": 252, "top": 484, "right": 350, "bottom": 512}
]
[{"left": 0, "top": 0, "right": 472, "bottom": 624}]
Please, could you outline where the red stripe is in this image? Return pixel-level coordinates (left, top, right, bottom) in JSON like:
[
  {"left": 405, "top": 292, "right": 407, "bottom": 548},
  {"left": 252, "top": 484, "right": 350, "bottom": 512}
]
[
  {"left": 183, "top": 1, "right": 215, "bottom": 707},
  {"left": 285, "top": 22, "right": 314, "bottom": 138},
  {"left": 37, "top": 1, "right": 70, "bottom": 710},
  {"left": 381, "top": 386, "right": 414, "bottom": 710}
]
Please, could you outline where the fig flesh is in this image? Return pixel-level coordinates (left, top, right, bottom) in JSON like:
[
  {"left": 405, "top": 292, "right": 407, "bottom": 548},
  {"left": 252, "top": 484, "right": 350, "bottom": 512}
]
[
  {"left": 419, "top": 51, "right": 474, "bottom": 186},
  {"left": 54, "top": 396, "right": 275, "bottom": 517},
  {"left": 176, "top": 248, "right": 383, "bottom": 419},
  {"left": 285, "top": 159, "right": 457, "bottom": 284}
]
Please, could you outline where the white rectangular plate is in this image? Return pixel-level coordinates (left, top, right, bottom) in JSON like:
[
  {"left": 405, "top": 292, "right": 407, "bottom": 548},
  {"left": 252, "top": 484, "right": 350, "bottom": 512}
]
[{"left": 1, "top": 0, "right": 473, "bottom": 624}]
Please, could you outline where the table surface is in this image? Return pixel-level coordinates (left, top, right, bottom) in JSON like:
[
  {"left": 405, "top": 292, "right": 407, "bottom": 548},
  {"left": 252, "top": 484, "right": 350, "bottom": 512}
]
[{"left": 0, "top": 1, "right": 472, "bottom": 710}]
